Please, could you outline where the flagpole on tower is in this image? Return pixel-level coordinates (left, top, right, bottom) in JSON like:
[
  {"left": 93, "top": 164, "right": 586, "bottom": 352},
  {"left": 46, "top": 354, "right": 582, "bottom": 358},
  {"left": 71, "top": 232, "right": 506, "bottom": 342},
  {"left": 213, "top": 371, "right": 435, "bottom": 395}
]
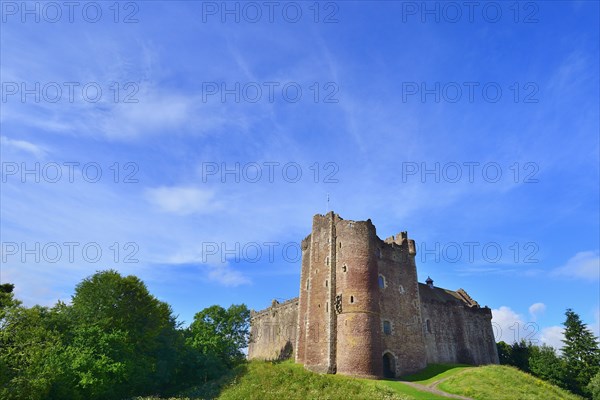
[{"left": 326, "top": 193, "right": 330, "bottom": 212}]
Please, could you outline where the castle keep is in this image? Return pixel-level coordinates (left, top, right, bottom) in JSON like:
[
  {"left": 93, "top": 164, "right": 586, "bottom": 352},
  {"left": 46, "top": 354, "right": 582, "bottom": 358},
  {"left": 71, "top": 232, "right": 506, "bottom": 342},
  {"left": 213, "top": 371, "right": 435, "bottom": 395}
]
[{"left": 248, "top": 212, "right": 499, "bottom": 378}]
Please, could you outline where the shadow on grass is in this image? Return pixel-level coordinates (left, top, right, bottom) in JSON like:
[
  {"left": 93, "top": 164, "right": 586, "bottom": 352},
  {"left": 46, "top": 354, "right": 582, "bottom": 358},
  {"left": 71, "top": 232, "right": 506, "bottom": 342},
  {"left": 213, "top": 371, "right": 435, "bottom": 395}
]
[
  {"left": 177, "top": 363, "right": 249, "bottom": 399},
  {"left": 399, "top": 364, "right": 470, "bottom": 383}
]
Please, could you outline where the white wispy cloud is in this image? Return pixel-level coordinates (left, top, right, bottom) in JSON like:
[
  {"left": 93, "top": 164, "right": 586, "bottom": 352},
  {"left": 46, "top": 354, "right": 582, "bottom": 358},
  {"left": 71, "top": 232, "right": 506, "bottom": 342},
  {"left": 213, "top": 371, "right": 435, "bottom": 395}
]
[
  {"left": 204, "top": 262, "right": 251, "bottom": 287},
  {"left": 145, "top": 186, "right": 222, "bottom": 215},
  {"left": 552, "top": 251, "right": 600, "bottom": 281},
  {"left": 539, "top": 326, "right": 565, "bottom": 351},
  {"left": 492, "top": 305, "right": 564, "bottom": 350},
  {"left": 529, "top": 302, "right": 546, "bottom": 320},
  {"left": 1, "top": 135, "right": 48, "bottom": 158}
]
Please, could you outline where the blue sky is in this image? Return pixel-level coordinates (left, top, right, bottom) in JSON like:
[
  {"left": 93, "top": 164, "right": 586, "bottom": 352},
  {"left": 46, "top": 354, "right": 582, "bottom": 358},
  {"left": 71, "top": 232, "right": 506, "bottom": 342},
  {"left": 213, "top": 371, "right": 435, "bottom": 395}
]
[{"left": 1, "top": 1, "right": 598, "bottom": 349}]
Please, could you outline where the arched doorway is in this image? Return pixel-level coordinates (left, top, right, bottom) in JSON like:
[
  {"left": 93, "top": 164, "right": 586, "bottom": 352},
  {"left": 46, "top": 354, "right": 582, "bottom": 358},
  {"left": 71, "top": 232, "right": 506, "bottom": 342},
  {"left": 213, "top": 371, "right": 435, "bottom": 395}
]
[{"left": 382, "top": 352, "right": 396, "bottom": 378}]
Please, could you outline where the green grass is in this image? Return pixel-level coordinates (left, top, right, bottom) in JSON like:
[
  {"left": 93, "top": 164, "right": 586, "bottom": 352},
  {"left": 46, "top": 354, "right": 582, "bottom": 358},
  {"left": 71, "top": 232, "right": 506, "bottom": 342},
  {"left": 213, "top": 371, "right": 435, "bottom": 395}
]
[
  {"left": 136, "top": 361, "right": 584, "bottom": 400},
  {"left": 135, "top": 360, "right": 448, "bottom": 400},
  {"left": 372, "top": 380, "right": 453, "bottom": 400},
  {"left": 216, "top": 360, "right": 412, "bottom": 400},
  {"left": 399, "top": 363, "right": 472, "bottom": 385},
  {"left": 438, "top": 365, "right": 584, "bottom": 400}
]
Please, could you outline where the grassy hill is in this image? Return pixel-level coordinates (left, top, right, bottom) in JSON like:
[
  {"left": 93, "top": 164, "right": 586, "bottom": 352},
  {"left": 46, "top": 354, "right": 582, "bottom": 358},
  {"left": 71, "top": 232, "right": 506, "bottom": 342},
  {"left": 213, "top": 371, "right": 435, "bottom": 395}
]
[
  {"left": 437, "top": 364, "right": 583, "bottom": 400},
  {"left": 136, "top": 360, "right": 583, "bottom": 400}
]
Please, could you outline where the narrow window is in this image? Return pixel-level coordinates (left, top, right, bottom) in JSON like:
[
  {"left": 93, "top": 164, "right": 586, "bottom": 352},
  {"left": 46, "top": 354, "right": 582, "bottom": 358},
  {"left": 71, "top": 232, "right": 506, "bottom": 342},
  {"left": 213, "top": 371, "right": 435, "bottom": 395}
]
[
  {"left": 383, "top": 320, "right": 392, "bottom": 335},
  {"left": 339, "top": 242, "right": 342, "bottom": 248},
  {"left": 350, "top": 296, "right": 354, "bottom": 304},
  {"left": 326, "top": 302, "right": 329, "bottom": 312},
  {"left": 325, "top": 280, "right": 328, "bottom": 287},
  {"left": 378, "top": 275, "right": 385, "bottom": 289},
  {"left": 306, "top": 279, "right": 309, "bottom": 290},
  {"left": 342, "top": 264, "right": 347, "bottom": 272},
  {"left": 426, "top": 319, "right": 432, "bottom": 334},
  {"left": 326, "top": 256, "right": 329, "bottom": 266}
]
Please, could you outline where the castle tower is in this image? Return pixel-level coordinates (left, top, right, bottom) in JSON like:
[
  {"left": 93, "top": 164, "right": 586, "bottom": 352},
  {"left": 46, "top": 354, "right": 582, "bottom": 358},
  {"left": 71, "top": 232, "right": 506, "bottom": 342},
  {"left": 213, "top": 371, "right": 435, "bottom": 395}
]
[
  {"left": 296, "top": 212, "right": 383, "bottom": 376},
  {"left": 379, "top": 231, "right": 428, "bottom": 375},
  {"left": 334, "top": 217, "right": 383, "bottom": 378},
  {"left": 295, "top": 212, "right": 339, "bottom": 373},
  {"left": 290, "top": 212, "right": 496, "bottom": 378}
]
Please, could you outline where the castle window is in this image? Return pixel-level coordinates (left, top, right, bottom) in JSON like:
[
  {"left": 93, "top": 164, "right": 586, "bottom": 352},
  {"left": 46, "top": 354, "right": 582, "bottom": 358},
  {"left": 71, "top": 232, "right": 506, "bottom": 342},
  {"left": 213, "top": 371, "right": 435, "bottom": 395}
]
[
  {"left": 342, "top": 264, "right": 347, "bottom": 273},
  {"left": 383, "top": 320, "right": 392, "bottom": 335},
  {"left": 326, "top": 302, "right": 329, "bottom": 312},
  {"left": 350, "top": 296, "right": 354, "bottom": 304},
  {"left": 325, "top": 280, "right": 328, "bottom": 287},
  {"left": 378, "top": 275, "right": 386, "bottom": 289},
  {"left": 326, "top": 256, "right": 329, "bottom": 266},
  {"left": 426, "top": 319, "right": 432, "bottom": 334},
  {"left": 339, "top": 242, "right": 342, "bottom": 248},
  {"left": 306, "top": 279, "right": 310, "bottom": 290}
]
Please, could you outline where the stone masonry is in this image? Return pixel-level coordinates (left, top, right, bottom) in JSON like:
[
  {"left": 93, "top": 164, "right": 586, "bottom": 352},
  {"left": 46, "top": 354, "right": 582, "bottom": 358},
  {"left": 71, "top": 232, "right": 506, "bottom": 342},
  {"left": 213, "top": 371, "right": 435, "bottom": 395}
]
[{"left": 248, "top": 212, "right": 499, "bottom": 378}]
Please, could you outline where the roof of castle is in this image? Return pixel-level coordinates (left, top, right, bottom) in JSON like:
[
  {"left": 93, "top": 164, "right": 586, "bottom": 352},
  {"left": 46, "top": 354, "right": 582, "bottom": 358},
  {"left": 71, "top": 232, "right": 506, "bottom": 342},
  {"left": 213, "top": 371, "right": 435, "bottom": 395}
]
[{"left": 418, "top": 283, "right": 480, "bottom": 308}]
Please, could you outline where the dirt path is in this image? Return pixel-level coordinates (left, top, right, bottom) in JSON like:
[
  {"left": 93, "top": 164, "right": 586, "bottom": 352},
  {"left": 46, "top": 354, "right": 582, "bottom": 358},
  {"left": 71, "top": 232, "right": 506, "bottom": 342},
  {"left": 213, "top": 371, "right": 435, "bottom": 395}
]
[
  {"left": 398, "top": 369, "right": 475, "bottom": 400},
  {"left": 400, "top": 381, "right": 474, "bottom": 399}
]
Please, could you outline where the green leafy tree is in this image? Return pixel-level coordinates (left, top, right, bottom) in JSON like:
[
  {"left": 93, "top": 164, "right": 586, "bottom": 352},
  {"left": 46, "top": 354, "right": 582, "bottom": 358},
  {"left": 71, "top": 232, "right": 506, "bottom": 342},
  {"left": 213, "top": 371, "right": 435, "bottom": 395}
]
[
  {"left": 0, "top": 283, "right": 19, "bottom": 392},
  {"left": 510, "top": 339, "right": 533, "bottom": 373},
  {"left": 562, "top": 308, "right": 600, "bottom": 397},
  {"left": 529, "top": 344, "right": 567, "bottom": 389},
  {"left": 187, "top": 304, "right": 250, "bottom": 369},
  {"left": 69, "top": 270, "right": 181, "bottom": 399},
  {"left": 496, "top": 341, "right": 513, "bottom": 365},
  {"left": 0, "top": 302, "right": 76, "bottom": 400},
  {"left": 0, "top": 274, "right": 251, "bottom": 399},
  {"left": 0, "top": 283, "right": 18, "bottom": 306},
  {"left": 588, "top": 371, "right": 600, "bottom": 400}
]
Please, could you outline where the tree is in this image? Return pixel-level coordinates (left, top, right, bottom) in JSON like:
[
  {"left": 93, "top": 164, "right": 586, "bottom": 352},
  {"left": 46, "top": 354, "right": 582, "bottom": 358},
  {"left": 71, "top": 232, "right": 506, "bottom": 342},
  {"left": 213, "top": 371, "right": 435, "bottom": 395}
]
[
  {"left": 0, "top": 283, "right": 20, "bottom": 323},
  {"left": 69, "top": 270, "right": 181, "bottom": 399},
  {"left": 0, "top": 274, "right": 249, "bottom": 399},
  {"left": 529, "top": 344, "right": 567, "bottom": 389},
  {"left": 588, "top": 371, "right": 600, "bottom": 400},
  {"left": 0, "top": 302, "right": 77, "bottom": 400},
  {"left": 187, "top": 304, "right": 250, "bottom": 369},
  {"left": 562, "top": 308, "right": 600, "bottom": 396},
  {"left": 510, "top": 339, "right": 533, "bottom": 373},
  {"left": 496, "top": 341, "right": 513, "bottom": 365}
]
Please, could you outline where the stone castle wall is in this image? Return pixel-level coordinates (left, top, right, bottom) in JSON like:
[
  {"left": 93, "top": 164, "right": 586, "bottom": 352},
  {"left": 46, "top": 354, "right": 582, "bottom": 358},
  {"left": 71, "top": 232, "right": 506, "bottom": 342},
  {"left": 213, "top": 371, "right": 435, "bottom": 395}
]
[
  {"left": 248, "top": 212, "right": 499, "bottom": 377},
  {"left": 378, "top": 234, "right": 428, "bottom": 376},
  {"left": 248, "top": 298, "right": 298, "bottom": 361},
  {"left": 296, "top": 213, "right": 338, "bottom": 373},
  {"left": 334, "top": 218, "right": 382, "bottom": 378},
  {"left": 420, "top": 290, "right": 499, "bottom": 365}
]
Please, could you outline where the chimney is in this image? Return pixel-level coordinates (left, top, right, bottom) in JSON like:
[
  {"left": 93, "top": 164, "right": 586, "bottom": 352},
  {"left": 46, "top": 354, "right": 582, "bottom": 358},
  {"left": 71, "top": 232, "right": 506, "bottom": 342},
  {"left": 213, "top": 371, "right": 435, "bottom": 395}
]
[{"left": 426, "top": 276, "right": 434, "bottom": 289}]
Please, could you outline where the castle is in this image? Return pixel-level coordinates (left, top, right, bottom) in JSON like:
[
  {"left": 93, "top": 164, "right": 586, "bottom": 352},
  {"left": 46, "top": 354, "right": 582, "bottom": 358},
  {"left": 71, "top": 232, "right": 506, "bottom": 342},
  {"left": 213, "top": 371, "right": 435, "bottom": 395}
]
[{"left": 248, "top": 212, "right": 499, "bottom": 378}]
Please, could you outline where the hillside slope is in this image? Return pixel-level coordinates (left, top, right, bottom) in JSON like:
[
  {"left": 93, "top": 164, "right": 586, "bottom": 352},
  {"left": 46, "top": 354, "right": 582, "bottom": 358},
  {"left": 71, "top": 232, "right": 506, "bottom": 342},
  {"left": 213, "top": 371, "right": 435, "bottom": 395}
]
[
  {"left": 136, "top": 361, "right": 583, "bottom": 400},
  {"left": 437, "top": 365, "right": 582, "bottom": 400}
]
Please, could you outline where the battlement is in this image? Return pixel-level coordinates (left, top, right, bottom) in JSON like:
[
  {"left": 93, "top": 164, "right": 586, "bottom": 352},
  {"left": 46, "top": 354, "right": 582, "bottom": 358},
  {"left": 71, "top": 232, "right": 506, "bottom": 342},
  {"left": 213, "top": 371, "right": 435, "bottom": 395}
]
[
  {"left": 250, "top": 297, "right": 299, "bottom": 319},
  {"left": 248, "top": 211, "right": 499, "bottom": 375}
]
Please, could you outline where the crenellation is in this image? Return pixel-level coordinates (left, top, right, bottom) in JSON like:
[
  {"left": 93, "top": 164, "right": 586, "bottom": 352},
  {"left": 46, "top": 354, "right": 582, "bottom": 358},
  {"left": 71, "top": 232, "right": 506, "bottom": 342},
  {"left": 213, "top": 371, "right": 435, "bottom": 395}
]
[{"left": 249, "top": 212, "right": 499, "bottom": 377}]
